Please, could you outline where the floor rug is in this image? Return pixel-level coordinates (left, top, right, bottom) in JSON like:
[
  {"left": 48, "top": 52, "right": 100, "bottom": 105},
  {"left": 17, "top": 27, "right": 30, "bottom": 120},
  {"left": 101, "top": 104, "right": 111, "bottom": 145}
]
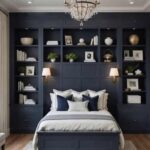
[{"left": 23, "top": 140, "right": 137, "bottom": 150}]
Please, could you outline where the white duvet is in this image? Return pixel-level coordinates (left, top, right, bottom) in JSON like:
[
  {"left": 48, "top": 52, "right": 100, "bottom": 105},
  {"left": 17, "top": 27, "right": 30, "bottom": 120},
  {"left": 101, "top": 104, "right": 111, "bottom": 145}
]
[{"left": 33, "top": 110, "right": 125, "bottom": 150}]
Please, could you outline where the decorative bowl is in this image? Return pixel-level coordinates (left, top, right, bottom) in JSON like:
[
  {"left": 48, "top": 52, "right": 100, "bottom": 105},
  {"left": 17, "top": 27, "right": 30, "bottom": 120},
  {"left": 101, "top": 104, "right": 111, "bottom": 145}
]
[{"left": 20, "top": 37, "right": 33, "bottom": 45}]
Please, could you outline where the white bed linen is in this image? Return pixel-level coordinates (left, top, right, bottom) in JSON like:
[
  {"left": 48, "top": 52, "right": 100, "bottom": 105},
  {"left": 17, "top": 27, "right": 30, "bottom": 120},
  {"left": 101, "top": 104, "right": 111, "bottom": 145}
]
[{"left": 33, "top": 110, "right": 125, "bottom": 150}]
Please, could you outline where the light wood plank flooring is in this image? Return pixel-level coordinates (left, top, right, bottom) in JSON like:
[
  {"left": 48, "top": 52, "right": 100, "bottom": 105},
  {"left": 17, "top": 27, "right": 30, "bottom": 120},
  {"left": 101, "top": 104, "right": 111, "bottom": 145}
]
[{"left": 5, "top": 134, "right": 150, "bottom": 150}]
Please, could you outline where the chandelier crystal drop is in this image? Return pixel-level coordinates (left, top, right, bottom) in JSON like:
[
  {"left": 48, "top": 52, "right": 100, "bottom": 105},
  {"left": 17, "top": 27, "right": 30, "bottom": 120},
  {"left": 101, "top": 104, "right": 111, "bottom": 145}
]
[{"left": 64, "top": 0, "right": 100, "bottom": 26}]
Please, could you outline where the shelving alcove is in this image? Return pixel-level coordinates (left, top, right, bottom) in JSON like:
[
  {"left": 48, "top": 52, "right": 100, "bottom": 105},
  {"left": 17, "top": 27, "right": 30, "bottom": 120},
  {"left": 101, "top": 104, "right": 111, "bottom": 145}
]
[
  {"left": 118, "top": 28, "right": 148, "bottom": 133},
  {"left": 10, "top": 28, "right": 43, "bottom": 133}
]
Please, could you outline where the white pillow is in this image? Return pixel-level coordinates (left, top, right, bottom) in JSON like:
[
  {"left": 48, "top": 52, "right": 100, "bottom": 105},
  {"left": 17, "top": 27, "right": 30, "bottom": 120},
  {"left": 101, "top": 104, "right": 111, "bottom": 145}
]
[
  {"left": 53, "top": 89, "right": 72, "bottom": 97},
  {"left": 71, "top": 90, "right": 88, "bottom": 101},
  {"left": 50, "top": 93, "right": 57, "bottom": 111},
  {"left": 103, "top": 93, "right": 109, "bottom": 110},
  {"left": 50, "top": 89, "right": 72, "bottom": 111},
  {"left": 68, "top": 101, "right": 89, "bottom": 112},
  {"left": 87, "top": 89, "right": 106, "bottom": 110}
]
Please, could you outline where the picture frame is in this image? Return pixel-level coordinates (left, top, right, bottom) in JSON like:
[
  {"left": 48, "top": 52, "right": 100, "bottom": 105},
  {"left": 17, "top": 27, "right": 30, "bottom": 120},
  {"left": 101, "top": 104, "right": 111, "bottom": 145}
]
[
  {"left": 124, "top": 50, "right": 130, "bottom": 58},
  {"left": 127, "top": 78, "right": 139, "bottom": 91},
  {"left": 133, "top": 50, "right": 143, "bottom": 61},
  {"left": 127, "top": 95, "right": 141, "bottom": 104},
  {"left": 85, "top": 51, "right": 94, "bottom": 61},
  {"left": 65, "top": 35, "right": 73, "bottom": 45},
  {"left": 26, "top": 66, "right": 35, "bottom": 76}
]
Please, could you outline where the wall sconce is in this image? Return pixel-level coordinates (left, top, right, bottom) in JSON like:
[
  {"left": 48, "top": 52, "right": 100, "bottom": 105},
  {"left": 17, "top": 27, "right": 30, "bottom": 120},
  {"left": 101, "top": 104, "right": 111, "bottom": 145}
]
[
  {"left": 42, "top": 68, "right": 51, "bottom": 79},
  {"left": 109, "top": 67, "right": 119, "bottom": 83}
]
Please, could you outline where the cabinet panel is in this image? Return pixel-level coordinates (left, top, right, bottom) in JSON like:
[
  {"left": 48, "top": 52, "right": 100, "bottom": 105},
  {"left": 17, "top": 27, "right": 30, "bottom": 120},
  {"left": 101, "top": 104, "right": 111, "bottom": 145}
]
[
  {"left": 62, "top": 64, "right": 81, "bottom": 78},
  {"left": 81, "top": 64, "right": 98, "bottom": 78},
  {"left": 118, "top": 107, "right": 148, "bottom": 132}
]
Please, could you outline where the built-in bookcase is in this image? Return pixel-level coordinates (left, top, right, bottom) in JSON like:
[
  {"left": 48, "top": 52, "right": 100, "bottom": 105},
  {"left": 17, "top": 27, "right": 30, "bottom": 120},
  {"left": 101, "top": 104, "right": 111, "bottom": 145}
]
[
  {"left": 122, "top": 28, "right": 146, "bottom": 104},
  {"left": 15, "top": 28, "right": 40, "bottom": 105}
]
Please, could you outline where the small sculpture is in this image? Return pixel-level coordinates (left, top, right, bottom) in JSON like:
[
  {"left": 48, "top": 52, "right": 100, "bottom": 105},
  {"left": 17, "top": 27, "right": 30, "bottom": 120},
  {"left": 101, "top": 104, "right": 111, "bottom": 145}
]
[{"left": 103, "top": 50, "right": 113, "bottom": 62}]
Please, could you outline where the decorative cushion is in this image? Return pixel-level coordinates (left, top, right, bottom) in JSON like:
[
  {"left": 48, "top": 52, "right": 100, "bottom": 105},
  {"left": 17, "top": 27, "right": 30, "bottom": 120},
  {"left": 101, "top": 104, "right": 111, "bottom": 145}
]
[
  {"left": 71, "top": 90, "right": 88, "bottom": 101},
  {"left": 82, "top": 95, "right": 99, "bottom": 111},
  {"left": 103, "top": 93, "right": 109, "bottom": 110},
  {"left": 50, "top": 89, "right": 72, "bottom": 111},
  {"left": 68, "top": 101, "right": 89, "bottom": 112},
  {"left": 87, "top": 89, "right": 106, "bottom": 110},
  {"left": 57, "top": 95, "right": 72, "bottom": 111},
  {"left": 53, "top": 89, "right": 72, "bottom": 97}
]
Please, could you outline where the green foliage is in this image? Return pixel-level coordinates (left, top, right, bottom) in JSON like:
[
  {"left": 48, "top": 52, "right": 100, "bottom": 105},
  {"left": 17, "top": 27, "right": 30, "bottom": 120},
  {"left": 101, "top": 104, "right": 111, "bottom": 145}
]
[
  {"left": 125, "top": 64, "right": 139, "bottom": 73},
  {"left": 65, "top": 53, "right": 77, "bottom": 61},
  {"left": 47, "top": 52, "right": 58, "bottom": 60}
]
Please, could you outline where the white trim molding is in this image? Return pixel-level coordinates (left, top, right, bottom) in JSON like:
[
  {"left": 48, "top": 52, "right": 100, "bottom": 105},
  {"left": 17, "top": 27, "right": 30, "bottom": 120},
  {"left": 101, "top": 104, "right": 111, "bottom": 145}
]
[{"left": 0, "top": 11, "right": 9, "bottom": 136}]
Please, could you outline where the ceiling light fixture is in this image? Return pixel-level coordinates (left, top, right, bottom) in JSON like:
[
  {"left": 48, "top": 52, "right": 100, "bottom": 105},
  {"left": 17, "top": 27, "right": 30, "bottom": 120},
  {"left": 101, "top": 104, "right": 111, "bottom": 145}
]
[
  {"left": 129, "top": 0, "right": 135, "bottom": 5},
  {"left": 64, "top": 0, "right": 100, "bottom": 26},
  {"left": 28, "top": 1, "right": 32, "bottom": 4}
]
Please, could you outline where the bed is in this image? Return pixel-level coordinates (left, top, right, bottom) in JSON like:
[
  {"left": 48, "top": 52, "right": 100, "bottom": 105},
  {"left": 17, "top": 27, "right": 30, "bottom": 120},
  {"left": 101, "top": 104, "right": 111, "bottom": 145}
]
[{"left": 33, "top": 111, "right": 124, "bottom": 150}]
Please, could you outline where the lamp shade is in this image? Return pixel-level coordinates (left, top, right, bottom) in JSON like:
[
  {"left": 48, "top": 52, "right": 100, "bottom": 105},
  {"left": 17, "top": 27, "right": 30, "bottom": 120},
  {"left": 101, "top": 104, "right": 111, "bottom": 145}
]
[
  {"left": 42, "top": 68, "right": 51, "bottom": 77},
  {"left": 109, "top": 68, "right": 119, "bottom": 77}
]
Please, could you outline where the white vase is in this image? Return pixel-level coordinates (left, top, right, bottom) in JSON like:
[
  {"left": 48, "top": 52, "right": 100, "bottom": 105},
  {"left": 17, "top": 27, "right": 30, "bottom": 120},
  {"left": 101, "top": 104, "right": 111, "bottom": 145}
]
[
  {"left": 69, "top": 59, "right": 74, "bottom": 63},
  {"left": 51, "top": 58, "right": 56, "bottom": 63},
  {"left": 104, "top": 37, "right": 113, "bottom": 46}
]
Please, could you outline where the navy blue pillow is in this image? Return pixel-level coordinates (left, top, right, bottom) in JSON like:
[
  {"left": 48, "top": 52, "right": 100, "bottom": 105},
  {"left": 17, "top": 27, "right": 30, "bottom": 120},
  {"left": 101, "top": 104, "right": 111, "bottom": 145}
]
[
  {"left": 57, "top": 95, "right": 72, "bottom": 111},
  {"left": 82, "top": 95, "right": 98, "bottom": 111}
]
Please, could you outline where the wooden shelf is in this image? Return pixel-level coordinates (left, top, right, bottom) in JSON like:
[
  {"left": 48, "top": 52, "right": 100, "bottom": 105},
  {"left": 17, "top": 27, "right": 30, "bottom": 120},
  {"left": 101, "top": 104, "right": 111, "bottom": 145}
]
[
  {"left": 63, "top": 45, "right": 98, "bottom": 48},
  {"left": 16, "top": 75, "right": 38, "bottom": 78},
  {"left": 123, "top": 44, "right": 145, "bottom": 47},
  {"left": 15, "top": 45, "right": 38, "bottom": 47},
  {"left": 16, "top": 61, "right": 38, "bottom": 63},
  {"left": 123, "top": 91, "right": 146, "bottom": 93},
  {"left": 16, "top": 91, "right": 39, "bottom": 93},
  {"left": 100, "top": 45, "right": 116, "bottom": 47},
  {"left": 44, "top": 45, "right": 61, "bottom": 47},
  {"left": 123, "top": 61, "right": 145, "bottom": 63},
  {"left": 123, "top": 75, "right": 145, "bottom": 78}
]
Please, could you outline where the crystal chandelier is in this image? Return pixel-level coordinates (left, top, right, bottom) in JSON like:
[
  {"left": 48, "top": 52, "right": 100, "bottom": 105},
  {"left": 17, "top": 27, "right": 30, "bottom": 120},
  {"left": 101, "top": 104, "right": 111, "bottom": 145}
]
[{"left": 64, "top": 0, "right": 100, "bottom": 26}]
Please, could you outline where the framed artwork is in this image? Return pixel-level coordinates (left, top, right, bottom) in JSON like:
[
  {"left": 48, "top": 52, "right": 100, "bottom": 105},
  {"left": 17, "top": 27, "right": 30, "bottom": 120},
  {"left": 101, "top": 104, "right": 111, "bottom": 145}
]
[
  {"left": 133, "top": 50, "right": 143, "bottom": 61},
  {"left": 127, "top": 78, "right": 139, "bottom": 91},
  {"left": 127, "top": 95, "right": 141, "bottom": 104},
  {"left": 85, "top": 51, "right": 94, "bottom": 61},
  {"left": 26, "top": 66, "right": 35, "bottom": 76},
  {"left": 65, "top": 35, "right": 73, "bottom": 45},
  {"left": 124, "top": 50, "right": 130, "bottom": 58}
]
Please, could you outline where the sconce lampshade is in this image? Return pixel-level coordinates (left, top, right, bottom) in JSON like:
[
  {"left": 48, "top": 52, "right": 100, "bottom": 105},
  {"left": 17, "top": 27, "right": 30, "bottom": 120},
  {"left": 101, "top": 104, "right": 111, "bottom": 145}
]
[
  {"left": 109, "top": 68, "right": 119, "bottom": 77},
  {"left": 42, "top": 68, "right": 51, "bottom": 77}
]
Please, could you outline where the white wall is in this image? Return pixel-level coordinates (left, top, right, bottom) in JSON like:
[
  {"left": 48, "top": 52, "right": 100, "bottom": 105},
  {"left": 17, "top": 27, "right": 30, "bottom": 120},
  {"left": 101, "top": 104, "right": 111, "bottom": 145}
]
[{"left": 0, "top": 11, "right": 9, "bottom": 135}]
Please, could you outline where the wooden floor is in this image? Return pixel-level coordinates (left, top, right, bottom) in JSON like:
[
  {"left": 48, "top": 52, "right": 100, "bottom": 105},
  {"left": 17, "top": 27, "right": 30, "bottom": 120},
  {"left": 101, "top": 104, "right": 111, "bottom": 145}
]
[{"left": 5, "top": 134, "right": 150, "bottom": 150}]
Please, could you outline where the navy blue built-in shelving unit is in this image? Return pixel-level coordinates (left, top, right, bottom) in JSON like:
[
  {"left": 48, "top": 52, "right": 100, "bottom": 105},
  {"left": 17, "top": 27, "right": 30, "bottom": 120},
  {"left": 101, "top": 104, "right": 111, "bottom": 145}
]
[{"left": 9, "top": 13, "right": 150, "bottom": 133}]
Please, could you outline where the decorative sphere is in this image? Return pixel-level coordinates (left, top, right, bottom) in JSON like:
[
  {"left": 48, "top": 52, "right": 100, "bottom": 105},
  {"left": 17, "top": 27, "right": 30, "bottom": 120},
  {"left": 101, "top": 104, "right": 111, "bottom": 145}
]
[
  {"left": 79, "top": 38, "right": 84, "bottom": 43},
  {"left": 104, "top": 37, "right": 113, "bottom": 46},
  {"left": 129, "top": 34, "right": 140, "bottom": 45}
]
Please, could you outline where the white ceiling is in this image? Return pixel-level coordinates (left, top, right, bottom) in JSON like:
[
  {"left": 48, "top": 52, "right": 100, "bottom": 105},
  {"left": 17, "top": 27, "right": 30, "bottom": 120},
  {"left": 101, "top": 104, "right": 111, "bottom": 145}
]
[{"left": 0, "top": 0, "right": 150, "bottom": 12}]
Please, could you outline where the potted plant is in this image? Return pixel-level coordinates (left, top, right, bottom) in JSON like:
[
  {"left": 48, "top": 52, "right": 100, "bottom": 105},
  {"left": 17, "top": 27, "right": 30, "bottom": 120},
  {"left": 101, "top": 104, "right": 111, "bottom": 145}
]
[
  {"left": 65, "top": 52, "right": 77, "bottom": 62},
  {"left": 125, "top": 64, "right": 139, "bottom": 76},
  {"left": 47, "top": 52, "right": 58, "bottom": 62}
]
